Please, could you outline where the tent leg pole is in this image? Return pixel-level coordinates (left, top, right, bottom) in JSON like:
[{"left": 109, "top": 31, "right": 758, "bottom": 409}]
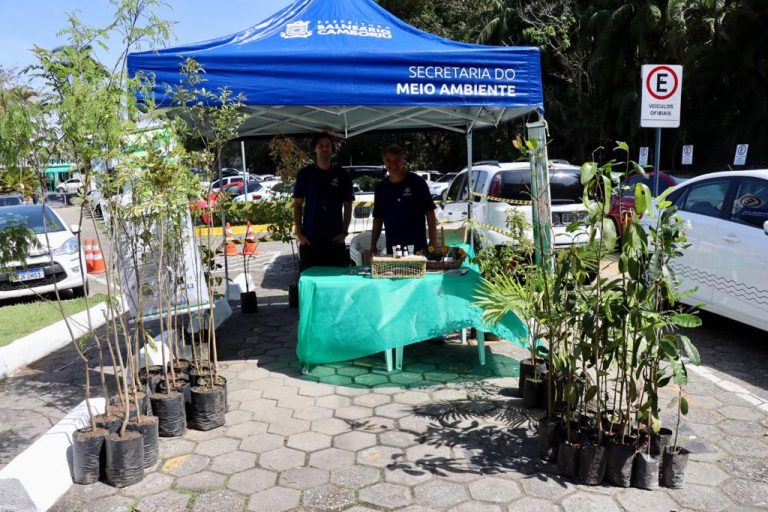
[{"left": 466, "top": 127, "right": 473, "bottom": 249}]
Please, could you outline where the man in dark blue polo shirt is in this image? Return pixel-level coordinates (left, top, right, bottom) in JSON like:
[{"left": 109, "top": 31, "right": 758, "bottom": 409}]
[
  {"left": 293, "top": 133, "right": 354, "bottom": 272},
  {"left": 370, "top": 145, "right": 437, "bottom": 256}
]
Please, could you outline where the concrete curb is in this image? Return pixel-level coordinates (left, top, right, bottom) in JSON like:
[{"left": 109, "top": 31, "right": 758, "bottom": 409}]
[
  {"left": 0, "top": 398, "right": 106, "bottom": 512},
  {"left": 0, "top": 301, "right": 111, "bottom": 380}
]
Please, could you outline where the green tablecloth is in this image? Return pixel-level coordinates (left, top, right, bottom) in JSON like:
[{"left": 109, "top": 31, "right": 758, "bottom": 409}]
[{"left": 297, "top": 264, "right": 528, "bottom": 365}]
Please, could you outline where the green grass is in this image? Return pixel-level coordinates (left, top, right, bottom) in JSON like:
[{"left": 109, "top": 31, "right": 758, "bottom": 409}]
[{"left": 0, "top": 294, "right": 107, "bottom": 347}]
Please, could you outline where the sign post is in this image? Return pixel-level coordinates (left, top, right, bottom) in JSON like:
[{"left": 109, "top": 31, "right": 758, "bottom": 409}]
[{"left": 641, "top": 64, "right": 683, "bottom": 195}]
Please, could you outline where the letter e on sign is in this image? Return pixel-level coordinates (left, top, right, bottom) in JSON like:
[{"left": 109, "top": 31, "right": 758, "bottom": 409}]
[{"left": 640, "top": 65, "right": 683, "bottom": 128}]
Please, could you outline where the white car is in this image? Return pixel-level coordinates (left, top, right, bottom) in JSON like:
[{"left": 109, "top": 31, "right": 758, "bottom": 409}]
[
  {"left": 413, "top": 170, "right": 441, "bottom": 183},
  {"left": 642, "top": 169, "right": 768, "bottom": 331},
  {"left": 0, "top": 204, "right": 87, "bottom": 299},
  {"left": 438, "top": 161, "right": 592, "bottom": 249},
  {"left": 428, "top": 173, "right": 458, "bottom": 198},
  {"left": 57, "top": 178, "right": 83, "bottom": 194}
]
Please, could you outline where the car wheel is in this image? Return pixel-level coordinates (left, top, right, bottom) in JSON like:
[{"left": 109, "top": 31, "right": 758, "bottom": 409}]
[
  {"left": 58, "top": 187, "right": 65, "bottom": 194},
  {"left": 71, "top": 282, "right": 89, "bottom": 298}
]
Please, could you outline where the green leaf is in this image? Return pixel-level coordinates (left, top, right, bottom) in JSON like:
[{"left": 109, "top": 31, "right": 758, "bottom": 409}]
[
  {"left": 631, "top": 161, "right": 648, "bottom": 178},
  {"left": 670, "top": 314, "right": 702, "bottom": 328},
  {"left": 651, "top": 415, "right": 661, "bottom": 433},
  {"left": 680, "top": 396, "right": 689, "bottom": 415},
  {"left": 581, "top": 162, "right": 598, "bottom": 185},
  {"left": 584, "top": 385, "right": 598, "bottom": 404},
  {"left": 680, "top": 335, "right": 701, "bottom": 365},
  {"left": 661, "top": 337, "right": 678, "bottom": 358},
  {"left": 601, "top": 218, "right": 617, "bottom": 252},
  {"left": 615, "top": 141, "right": 629, "bottom": 152},
  {"left": 634, "top": 183, "right": 651, "bottom": 214}
]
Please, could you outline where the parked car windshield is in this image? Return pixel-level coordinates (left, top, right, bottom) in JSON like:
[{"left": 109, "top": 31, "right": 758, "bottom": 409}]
[
  {"left": 0, "top": 195, "right": 23, "bottom": 206},
  {"left": 499, "top": 168, "right": 583, "bottom": 204},
  {"left": 0, "top": 205, "right": 65, "bottom": 233}
]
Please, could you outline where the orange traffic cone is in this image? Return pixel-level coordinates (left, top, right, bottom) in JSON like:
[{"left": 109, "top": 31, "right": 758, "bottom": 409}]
[
  {"left": 90, "top": 239, "right": 106, "bottom": 274},
  {"left": 243, "top": 221, "right": 258, "bottom": 255},
  {"left": 224, "top": 222, "right": 239, "bottom": 256},
  {"left": 84, "top": 239, "right": 93, "bottom": 273}
]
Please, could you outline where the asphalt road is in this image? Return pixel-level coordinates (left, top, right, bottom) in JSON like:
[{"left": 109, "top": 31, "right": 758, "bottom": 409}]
[{"left": 54, "top": 205, "right": 111, "bottom": 296}]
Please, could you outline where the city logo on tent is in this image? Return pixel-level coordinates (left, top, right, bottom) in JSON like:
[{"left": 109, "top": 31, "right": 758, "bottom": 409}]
[{"left": 281, "top": 20, "right": 393, "bottom": 39}]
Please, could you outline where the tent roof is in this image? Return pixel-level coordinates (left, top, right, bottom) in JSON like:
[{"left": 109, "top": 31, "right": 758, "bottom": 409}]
[{"left": 128, "top": 0, "right": 544, "bottom": 137}]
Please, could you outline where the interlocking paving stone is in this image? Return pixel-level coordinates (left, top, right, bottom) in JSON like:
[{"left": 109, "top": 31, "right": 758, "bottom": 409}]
[
  {"left": 358, "top": 445, "right": 405, "bottom": 468},
  {"left": 279, "top": 467, "right": 330, "bottom": 489},
  {"left": 66, "top": 482, "right": 118, "bottom": 501},
  {"left": 226, "top": 420, "right": 269, "bottom": 439},
  {"left": 195, "top": 436, "right": 240, "bottom": 457},
  {"left": 335, "top": 405, "right": 374, "bottom": 421},
  {"left": 259, "top": 447, "right": 307, "bottom": 471},
  {"left": 240, "top": 432, "right": 286, "bottom": 453},
  {"left": 224, "top": 409, "right": 253, "bottom": 425},
  {"left": 519, "top": 475, "right": 576, "bottom": 500},
  {"left": 721, "top": 478, "right": 768, "bottom": 508},
  {"left": 717, "top": 418, "right": 767, "bottom": 437},
  {"left": 157, "top": 439, "right": 196, "bottom": 459},
  {"left": 302, "top": 484, "right": 356, "bottom": 511},
  {"left": 448, "top": 502, "right": 503, "bottom": 512},
  {"left": 333, "top": 431, "right": 378, "bottom": 451},
  {"left": 162, "top": 454, "right": 211, "bottom": 477},
  {"left": 312, "top": 418, "right": 353, "bottom": 436},
  {"left": 614, "top": 487, "right": 679, "bottom": 511},
  {"left": 227, "top": 467, "right": 278, "bottom": 494},
  {"left": 330, "top": 465, "right": 382, "bottom": 488},
  {"left": 468, "top": 476, "right": 521, "bottom": 502},
  {"left": 278, "top": 395, "right": 316, "bottom": 410},
  {"left": 393, "top": 391, "right": 432, "bottom": 405},
  {"left": 667, "top": 483, "right": 735, "bottom": 511},
  {"left": 375, "top": 403, "right": 413, "bottom": 419},
  {"left": 716, "top": 435, "right": 768, "bottom": 458},
  {"left": 560, "top": 491, "right": 621, "bottom": 512},
  {"left": 718, "top": 405, "right": 767, "bottom": 422},
  {"left": 120, "top": 472, "right": 174, "bottom": 498},
  {"left": 247, "top": 486, "right": 301, "bottom": 512},
  {"left": 507, "top": 496, "right": 563, "bottom": 512},
  {"left": 210, "top": 450, "right": 258, "bottom": 474},
  {"left": 379, "top": 430, "right": 419, "bottom": 448},
  {"left": 308, "top": 447, "right": 356, "bottom": 469},
  {"left": 268, "top": 418, "right": 312, "bottom": 436},
  {"left": 413, "top": 480, "right": 469, "bottom": 508},
  {"left": 315, "top": 395, "right": 352, "bottom": 409},
  {"left": 353, "top": 393, "right": 392, "bottom": 408},
  {"left": 174, "top": 470, "right": 226, "bottom": 491},
  {"left": 384, "top": 466, "right": 434, "bottom": 485},
  {"left": 287, "top": 431, "right": 332, "bottom": 451},
  {"left": 294, "top": 406, "right": 335, "bottom": 421},
  {"left": 721, "top": 456, "right": 768, "bottom": 482},
  {"left": 359, "top": 482, "right": 413, "bottom": 509},
  {"left": 191, "top": 489, "right": 245, "bottom": 512},
  {"left": 80, "top": 494, "right": 134, "bottom": 512},
  {"left": 229, "top": 388, "right": 265, "bottom": 402},
  {"left": 134, "top": 490, "right": 190, "bottom": 512},
  {"left": 47, "top": 497, "right": 84, "bottom": 512},
  {"left": 185, "top": 427, "right": 226, "bottom": 442}
]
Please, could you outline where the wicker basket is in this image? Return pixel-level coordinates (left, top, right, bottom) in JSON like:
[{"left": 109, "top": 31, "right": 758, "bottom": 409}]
[{"left": 371, "top": 255, "right": 427, "bottom": 279}]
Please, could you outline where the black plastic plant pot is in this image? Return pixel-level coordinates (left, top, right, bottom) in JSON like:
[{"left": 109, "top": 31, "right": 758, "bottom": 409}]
[
  {"left": 631, "top": 451, "right": 659, "bottom": 490},
  {"left": 605, "top": 437, "right": 637, "bottom": 487},
  {"left": 149, "top": 391, "right": 187, "bottom": 437},
  {"left": 523, "top": 377, "right": 545, "bottom": 409},
  {"left": 650, "top": 427, "right": 673, "bottom": 457},
  {"left": 190, "top": 385, "right": 227, "bottom": 431},
  {"left": 169, "top": 359, "right": 191, "bottom": 376},
  {"left": 579, "top": 441, "right": 608, "bottom": 486},
  {"left": 557, "top": 441, "right": 580, "bottom": 477},
  {"left": 93, "top": 414, "right": 122, "bottom": 434},
  {"left": 288, "top": 283, "right": 299, "bottom": 309},
  {"left": 72, "top": 427, "right": 107, "bottom": 485},
  {"left": 241, "top": 291, "right": 258, "bottom": 314},
  {"left": 538, "top": 417, "right": 561, "bottom": 462},
  {"left": 517, "top": 358, "right": 547, "bottom": 397},
  {"left": 127, "top": 417, "right": 160, "bottom": 468},
  {"left": 661, "top": 446, "right": 690, "bottom": 488},
  {"left": 104, "top": 431, "right": 144, "bottom": 488}
]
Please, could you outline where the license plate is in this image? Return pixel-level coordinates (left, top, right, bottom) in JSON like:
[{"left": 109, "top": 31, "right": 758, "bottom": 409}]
[
  {"left": 561, "top": 213, "right": 582, "bottom": 224},
  {"left": 13, "top": 268, "right": 45, "bottom": 282}
]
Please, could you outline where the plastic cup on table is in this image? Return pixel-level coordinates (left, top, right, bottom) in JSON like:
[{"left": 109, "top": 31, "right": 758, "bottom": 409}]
[{"left": 407, "top": 245, "right": 415, "bottom": 255}]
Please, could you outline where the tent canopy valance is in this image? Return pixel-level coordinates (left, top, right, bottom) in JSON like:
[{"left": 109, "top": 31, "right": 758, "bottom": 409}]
[{"left": 127, "top": 0, "right": 544, "bottom": 138}]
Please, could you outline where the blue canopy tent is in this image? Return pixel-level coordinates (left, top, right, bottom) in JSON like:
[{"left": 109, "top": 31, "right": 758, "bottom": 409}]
[{"left": 127, "top": 0, "right": 544, "bottom": 139}]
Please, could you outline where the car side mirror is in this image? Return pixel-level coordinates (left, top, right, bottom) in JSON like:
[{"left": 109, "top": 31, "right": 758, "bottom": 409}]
[
  {"left": 764, "top": 220, "right": 768, "bottom": 236},
  {"left": 70, "top": 224, "right": 81, "bottom": 234}
]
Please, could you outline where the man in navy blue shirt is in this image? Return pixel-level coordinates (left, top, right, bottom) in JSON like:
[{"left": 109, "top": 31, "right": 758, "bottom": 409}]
[
  {"left": 370, "top": 145, "right": 437, "bottom": 256},
  {"left": 293, "top": 133, "right": 354, "bottom": 271}
]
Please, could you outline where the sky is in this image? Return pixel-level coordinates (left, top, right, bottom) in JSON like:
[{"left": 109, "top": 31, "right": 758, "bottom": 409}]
[{"left": 0, "top": 0, "right": 294, "bottom": 71}]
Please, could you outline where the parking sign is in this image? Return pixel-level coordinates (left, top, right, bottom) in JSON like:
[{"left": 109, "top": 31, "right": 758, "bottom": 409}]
[
  {"left": 638, "top": 146, "right": 649, "bottom": 166},
  {"left": 681, "top": 145, "right": 693, "bottom": 165},
  {"left": 734, "top": 144, "right": 749, "bottom": 166},
  {"left": 641, "top": 65, "right": 683, "bottom": 128}
]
